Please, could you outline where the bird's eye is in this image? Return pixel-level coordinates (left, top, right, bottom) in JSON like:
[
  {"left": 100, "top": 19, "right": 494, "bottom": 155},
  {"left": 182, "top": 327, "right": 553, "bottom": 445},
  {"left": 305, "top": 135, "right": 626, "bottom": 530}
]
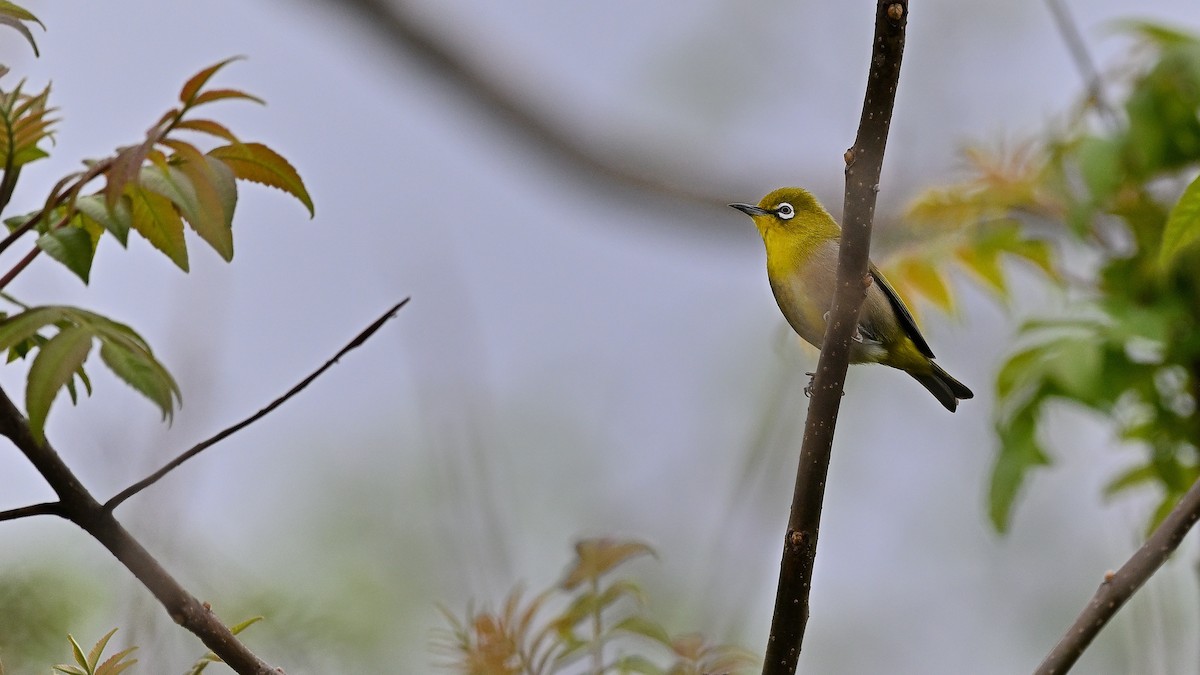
[{"left": 776, "top": 203, "right": 795, "bottom": 220}]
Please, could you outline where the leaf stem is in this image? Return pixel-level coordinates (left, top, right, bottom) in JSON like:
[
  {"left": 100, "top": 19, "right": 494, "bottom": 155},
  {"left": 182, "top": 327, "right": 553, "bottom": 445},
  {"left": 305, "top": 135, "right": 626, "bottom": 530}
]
[{"left": 0, "top": 246, "right": 42, "bottom": 292}]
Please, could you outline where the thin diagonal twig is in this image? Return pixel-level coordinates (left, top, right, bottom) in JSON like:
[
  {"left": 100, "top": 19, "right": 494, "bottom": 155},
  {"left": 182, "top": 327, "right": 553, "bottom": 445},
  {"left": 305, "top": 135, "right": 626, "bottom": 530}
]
[
  {"left": 0, "top": 500, "right": 62, "bottom": 522},
  {"left": 1035, "top": 476, "right": 1200, "bottom": 674},
  {"left": 103, "top": 298, "right": 410, "bottom": 511},
  {"left": 1045, "top": 0, "right": 1118, "bottom": 127}
]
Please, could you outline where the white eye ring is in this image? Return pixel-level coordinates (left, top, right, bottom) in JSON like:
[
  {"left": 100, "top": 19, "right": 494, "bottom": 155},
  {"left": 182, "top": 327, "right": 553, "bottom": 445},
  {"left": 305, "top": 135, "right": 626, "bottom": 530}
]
[{"left": 776, "top": 203, "right": 795, "bottom": 220}]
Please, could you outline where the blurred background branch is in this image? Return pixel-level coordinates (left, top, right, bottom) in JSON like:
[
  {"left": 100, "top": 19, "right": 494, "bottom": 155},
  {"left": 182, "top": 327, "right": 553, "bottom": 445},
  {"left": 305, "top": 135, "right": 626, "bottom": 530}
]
[{"left": 319, "top": 0, "right": 754, "bottom": 213}]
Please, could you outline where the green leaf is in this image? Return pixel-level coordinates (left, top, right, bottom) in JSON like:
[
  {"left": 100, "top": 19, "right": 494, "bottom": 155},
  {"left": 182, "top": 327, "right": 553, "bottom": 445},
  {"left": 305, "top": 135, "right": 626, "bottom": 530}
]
[
  {"left": 26, "top": 325, "right": 93, "bottom": 443},
  {"left": 0, "top": 82, "right": 55, "bottom": 167},
  {"left": 1158, "top": 173, "right": 1200, "bottom": 270},
  {"left": 0, "top": 5, "right": 42, "bottom": 56},
  {"left": 1077, "top": 136, "right": 1124, "bottom": 201},
  {"left": 1103, "top": 463, "right": 1158, "bottom": 497},
  {"left": 165, "top": 143, "right": 237, "bottom": 260},
  {"left": 38, "top": 226, "right": 98, "bottom": 283},
  {"left": 227, "top": 616, "right": 264, "bottom": 635},
  {"left": 98, "top": 339, "right": 178, "bottom": 422},
  {"left": 0, "top": 305, "right": 64, "bottom": 352},
  {"left": 86, "top": 628, "right": 118, "bottom": 670},
  {"left": 76, "top": 194, "right": 132, "bottom": 246},
  {"left": 1110, "top": 19, "right": 1200, "bottom": 47},
  {"left": 67, "top": 633, "right": 89, "bottom": 669},
  {"left": 209, "top": 142, "right": 314, "bottom": 216},
  {"left": 93, "top": 647, "right": 137, "bottom": 675},
  {"left": 141, "top": 160, "right": 236, "bottom": 259},
  {"left": 989, "top": 409, "right": 1051, "bottom": 532},
  {"left": 612, "top": 616, "right": 671, "bottom": 646},
  {"left": 127, "top": 184, "right": 188, "bottom": 271},
  {"left": 0, "top": 1, "right": 41, "bottom": 23}
]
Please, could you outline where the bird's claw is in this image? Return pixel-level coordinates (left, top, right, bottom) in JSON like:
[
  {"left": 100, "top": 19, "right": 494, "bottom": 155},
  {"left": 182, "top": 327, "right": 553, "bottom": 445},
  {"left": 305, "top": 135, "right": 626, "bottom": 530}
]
[
  {"left": 803, "top": 372, "right": 846, "bottom": 398},
  {"left": 820, "top": 311, "right": 864, "bottom": 342}
]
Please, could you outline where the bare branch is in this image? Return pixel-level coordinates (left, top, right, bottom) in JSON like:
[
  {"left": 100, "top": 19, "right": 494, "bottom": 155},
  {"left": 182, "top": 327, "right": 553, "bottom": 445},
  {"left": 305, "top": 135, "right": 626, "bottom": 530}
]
[
  {"left": 104, "top": 298, "right": 410, "bottom": 511},
  {"left": 761, "top": 3, "right": 908, "bottom": 673},
  {"left": 1035, "top": 477, "right": 1200, "bottom": 674},
  {"left": 1045, "top": 0, "right": 1118, "bottom": 127},
  {"left": 0, "top": 500, "right": 62, "bottom": 522},
  {"left": 0, "top": 386, "right": 276, "bottom": 674}
]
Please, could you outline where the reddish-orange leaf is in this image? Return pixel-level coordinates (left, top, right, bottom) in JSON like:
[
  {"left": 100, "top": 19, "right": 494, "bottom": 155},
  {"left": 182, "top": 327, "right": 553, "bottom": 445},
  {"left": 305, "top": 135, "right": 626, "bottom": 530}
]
[
  {"left": 208, "top": 142, "right": 313, "bottom": 216},
  {"left": 561, "top": 538, "right": 654, "bottom": 590},
  {"left": 105, "top": 140, "right": 154, "bottom": 210},
  {"left": 190, "top": 88, "right": 265, "bottom": 108},
  {"left": 178, "top": 56, "right": 244, "bottom": 107},
  {"left": 173, "top": 118, "right": 240, "bottom": 143}
]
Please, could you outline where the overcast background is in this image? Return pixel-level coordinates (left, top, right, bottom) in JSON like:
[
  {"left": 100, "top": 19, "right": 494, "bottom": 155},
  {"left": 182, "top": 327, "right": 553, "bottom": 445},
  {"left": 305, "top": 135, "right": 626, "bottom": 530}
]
[{"left": 1, "top": 1, "right": 1199, "bottom": 673}]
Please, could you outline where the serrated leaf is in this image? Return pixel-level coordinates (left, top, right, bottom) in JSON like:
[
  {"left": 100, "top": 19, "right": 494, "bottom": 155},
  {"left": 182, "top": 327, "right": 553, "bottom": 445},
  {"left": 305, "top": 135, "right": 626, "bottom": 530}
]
[
  {"left": 86, "top": 628, "right": 119, "bottom": 670},
  {"left": 127, "top": 184, "right": 188, "bottom": 271},
  {"left": 98, "top": 340, "right": 179, "bottom": 422},
  {"left": 166, "top": 143, "right": 236, "bottom": 259},
  {"left": 174, "top": 118, "right": 240, "bottom": 143},
  {"left": 94, "top": 646, "right": 137, "bottom": 675},
  {"left": 104, "top": 138, "right": 156, "bottom": 210},
  {"left": 0, "top": 306, "right": 65, "bottom": 352},
  {"left": 179, "top": 57, "right": 244, "bottom": 107},
  {"left": 27, "top": 325, "right": 93, "bottom": 443},
  {"left": 0, "top": 13, "right": 40, "bottom": 56},
  {"left": 67, "top": 633, "right": 88, "bottom": 669},
  {"left": 190, "top": 88, "right": 265, "bottom": 107},
  {"left": 0, "top": 82, "right": 55, "bottom": 167},
  {"left": 209, "top": 142, "right": 313, "bottom": 216},
  {"left": 51, "top": 667, "right": 87, "bottom": 675},
  {"left": 76, "top": 194, "right": 132, "bottom": 246},
  {"left": 38, "top": 226, "right": 98, "bottom": 283},
  {"left": 1159, "top": 173, "right": 1200, "bottom": 270}
]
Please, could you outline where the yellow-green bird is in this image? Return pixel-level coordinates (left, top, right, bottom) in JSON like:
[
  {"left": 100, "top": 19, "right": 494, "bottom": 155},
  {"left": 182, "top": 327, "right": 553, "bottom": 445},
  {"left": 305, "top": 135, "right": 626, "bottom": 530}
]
[{"left": 731, "top": 187, "right": 973, "bottom": 412}]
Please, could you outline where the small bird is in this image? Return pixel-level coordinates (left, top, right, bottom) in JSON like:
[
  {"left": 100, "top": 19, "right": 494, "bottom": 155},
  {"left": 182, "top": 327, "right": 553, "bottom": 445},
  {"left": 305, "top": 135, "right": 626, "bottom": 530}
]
[{"left": 731, "top": 187, "right": 973, "bottom": 412}]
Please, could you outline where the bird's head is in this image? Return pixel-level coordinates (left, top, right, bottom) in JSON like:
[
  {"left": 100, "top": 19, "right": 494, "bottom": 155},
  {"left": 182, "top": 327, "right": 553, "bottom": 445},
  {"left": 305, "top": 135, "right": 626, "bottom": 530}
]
[{"left": 729, "top": 187, "right": 840, "bottom": 244}]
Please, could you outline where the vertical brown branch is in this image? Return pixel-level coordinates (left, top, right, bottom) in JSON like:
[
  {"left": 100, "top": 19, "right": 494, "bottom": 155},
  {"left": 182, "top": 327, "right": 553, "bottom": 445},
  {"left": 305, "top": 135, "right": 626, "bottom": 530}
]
[{"left": 760, "top": 3, "right": 908, "bottom": 674}]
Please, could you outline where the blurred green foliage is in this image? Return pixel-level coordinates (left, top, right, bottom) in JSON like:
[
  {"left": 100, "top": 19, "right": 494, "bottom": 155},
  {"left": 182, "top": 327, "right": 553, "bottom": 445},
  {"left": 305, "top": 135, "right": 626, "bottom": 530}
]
[
  {"left": 0, "top": 564, "right": 104, "bottom": 672},
  {"left": 892, "top": 20, "right": 1200, "bottom": 531}
]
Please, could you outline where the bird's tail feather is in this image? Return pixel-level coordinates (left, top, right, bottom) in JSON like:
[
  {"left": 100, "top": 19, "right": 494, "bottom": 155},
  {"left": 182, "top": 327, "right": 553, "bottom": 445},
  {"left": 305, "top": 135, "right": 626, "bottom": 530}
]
[{"left": 910, "top": 362, "right": 974, "bottom": 412}]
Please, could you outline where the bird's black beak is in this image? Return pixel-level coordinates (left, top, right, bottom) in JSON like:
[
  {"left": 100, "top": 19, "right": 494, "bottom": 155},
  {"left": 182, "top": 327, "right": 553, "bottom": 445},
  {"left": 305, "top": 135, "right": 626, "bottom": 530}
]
[{"left": 729, "top": 203, "right": 770, "bottom": 217}]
